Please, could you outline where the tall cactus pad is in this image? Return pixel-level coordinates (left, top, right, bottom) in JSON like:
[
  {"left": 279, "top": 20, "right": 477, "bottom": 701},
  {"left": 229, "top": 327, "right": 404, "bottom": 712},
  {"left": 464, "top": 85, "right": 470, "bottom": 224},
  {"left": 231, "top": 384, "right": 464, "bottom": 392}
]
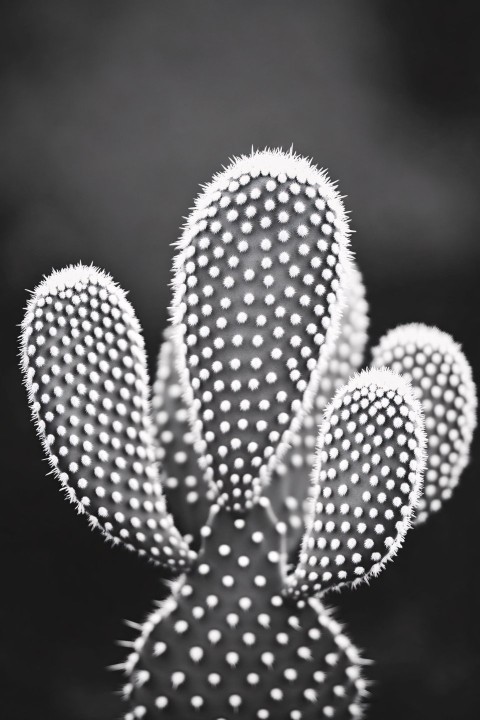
[
  {"left": 288, "top": 369, "right": 426, "bottom": 599},
  {"left": 171, "top": 149, "right": 351, "bottom": 512},
  {"left": 20, "top": 265, "right": 194, "bottom": 569},
  {"left": 372, "top": 324, "right": 477, "bottom": 524},
  {"left": 125, "top": 503, "right": 366, "bottom": 720},
  {"left": 152, "top": 263, "right": 368, "bottom": 550}
]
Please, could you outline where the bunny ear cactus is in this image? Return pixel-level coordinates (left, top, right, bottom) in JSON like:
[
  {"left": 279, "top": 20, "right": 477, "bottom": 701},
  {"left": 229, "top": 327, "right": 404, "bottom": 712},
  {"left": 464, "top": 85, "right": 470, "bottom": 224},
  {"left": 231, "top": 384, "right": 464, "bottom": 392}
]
[{"left": 20, "top": 149, "right": 476, "bottom": 720}]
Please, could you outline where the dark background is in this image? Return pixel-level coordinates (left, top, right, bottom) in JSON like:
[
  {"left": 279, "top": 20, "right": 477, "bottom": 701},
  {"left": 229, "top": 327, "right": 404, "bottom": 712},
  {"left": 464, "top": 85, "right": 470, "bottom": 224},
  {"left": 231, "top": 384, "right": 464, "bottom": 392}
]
[{"left": 2, "top": 2, "right": 480, "bottom": 718}]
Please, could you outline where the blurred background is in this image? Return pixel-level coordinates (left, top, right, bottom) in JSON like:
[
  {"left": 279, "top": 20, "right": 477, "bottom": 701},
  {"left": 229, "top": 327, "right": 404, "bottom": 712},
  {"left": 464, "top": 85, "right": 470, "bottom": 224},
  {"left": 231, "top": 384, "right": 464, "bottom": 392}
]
[{"left": 2, "top": 1, "right": 480, "bottom": 718}]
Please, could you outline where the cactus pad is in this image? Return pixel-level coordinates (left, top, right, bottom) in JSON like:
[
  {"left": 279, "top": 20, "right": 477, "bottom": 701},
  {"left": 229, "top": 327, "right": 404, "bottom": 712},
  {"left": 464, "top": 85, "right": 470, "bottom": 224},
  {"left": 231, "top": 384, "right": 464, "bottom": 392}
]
[
  {"left": 20, "top": 265, "right": 195, "bottom": 570},
  {"left": 372, "top": 324, "right": 476, "bottom": 524},
  {"left": 288, "top": 369, "right": 426, "bottom": 598},
  {"left": 171, "top": 150, "right": 352, "bottom": 512}
]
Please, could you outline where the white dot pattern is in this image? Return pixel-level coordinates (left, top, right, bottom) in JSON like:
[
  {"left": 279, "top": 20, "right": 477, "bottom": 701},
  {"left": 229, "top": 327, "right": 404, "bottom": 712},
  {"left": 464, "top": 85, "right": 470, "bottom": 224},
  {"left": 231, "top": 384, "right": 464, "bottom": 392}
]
[
  {"left": 20, "top": 265, "right": 194, "bottom": 569},
  {"left": 152, "top": 329, "right": 214, "bottom": 545},
  {"left": 288, "top": 368, "right": 426, "bottom": 599},
  {"left": 273, "top": 261, "right": 369, "bottom": 552},
  {"left": 21, "top": 150, "right": 458, "bottom": 720},
  {"left": 372, "top": 324, "right": 477, "bottom": 524},
  {"left": 124, "top": 503, "right": 366, "bottom": 719},
  {"left": 151, "top": 261, "right": 367, "bottom": 551},
  {"left": 171, "top": 151, "right": 350, "bottom": 511}
]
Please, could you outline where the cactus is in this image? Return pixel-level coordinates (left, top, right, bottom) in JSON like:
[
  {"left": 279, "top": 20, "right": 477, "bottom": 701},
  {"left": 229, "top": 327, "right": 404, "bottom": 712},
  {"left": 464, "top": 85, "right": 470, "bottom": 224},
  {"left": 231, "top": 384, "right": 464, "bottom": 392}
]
[{"left": 20, "top": 150, "right": 476, "bottom": 719}]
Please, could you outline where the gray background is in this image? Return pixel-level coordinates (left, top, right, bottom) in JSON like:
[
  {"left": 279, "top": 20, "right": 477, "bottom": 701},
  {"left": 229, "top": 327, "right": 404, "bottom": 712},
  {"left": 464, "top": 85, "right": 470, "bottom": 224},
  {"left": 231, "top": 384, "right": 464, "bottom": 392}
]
[{"left": 2, "top": 2, "right": 480, "bottom": 718}]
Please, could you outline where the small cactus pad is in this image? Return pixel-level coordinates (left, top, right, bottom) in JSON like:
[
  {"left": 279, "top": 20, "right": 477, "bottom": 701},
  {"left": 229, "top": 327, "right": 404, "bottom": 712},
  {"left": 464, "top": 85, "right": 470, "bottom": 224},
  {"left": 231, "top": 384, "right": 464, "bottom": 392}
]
[
  {"left": 372, "top": 324, "right": 477, "bottom": 524},
  {"left": 272, "top": 261, "right": 369, "bottom": 552},
  {"left": 307, "top": 259, "right": 369, "bottom": 418},
  {"left": 152, "top": 329, "right": 214, "bottom": 545},
  {"left": 20, "top": 265, "right": 194, "bottom": 569},
  {"left": 171, "top": 149, "right": 351, "bottom": 512},
  {"left": 288, "top": 368, "right": 426, "bottom": 598},
  {"left": 124, "top": 503, "right": 366, "bottom": 719}
]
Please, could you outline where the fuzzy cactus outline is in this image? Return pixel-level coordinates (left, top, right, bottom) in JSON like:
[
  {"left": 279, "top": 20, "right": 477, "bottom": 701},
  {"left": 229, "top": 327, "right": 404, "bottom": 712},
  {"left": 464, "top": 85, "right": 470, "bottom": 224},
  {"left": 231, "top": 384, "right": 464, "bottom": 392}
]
[{"left": 20, "top": 149, "right": 476, "bottom": 719}]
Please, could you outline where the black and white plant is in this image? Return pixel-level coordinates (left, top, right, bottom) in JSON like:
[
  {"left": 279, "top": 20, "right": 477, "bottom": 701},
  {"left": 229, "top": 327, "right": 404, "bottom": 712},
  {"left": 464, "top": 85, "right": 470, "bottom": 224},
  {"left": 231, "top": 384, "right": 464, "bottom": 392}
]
[{"left": 20, "top": 150, "right": 476, "bottom": 719}]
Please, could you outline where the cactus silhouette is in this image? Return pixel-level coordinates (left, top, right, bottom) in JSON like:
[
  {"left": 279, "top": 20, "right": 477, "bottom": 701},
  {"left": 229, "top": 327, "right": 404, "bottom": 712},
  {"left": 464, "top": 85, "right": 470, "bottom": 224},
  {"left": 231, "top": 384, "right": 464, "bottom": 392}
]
[{"left": 20, "top": 150, "right": 476, "bottom": 719}]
